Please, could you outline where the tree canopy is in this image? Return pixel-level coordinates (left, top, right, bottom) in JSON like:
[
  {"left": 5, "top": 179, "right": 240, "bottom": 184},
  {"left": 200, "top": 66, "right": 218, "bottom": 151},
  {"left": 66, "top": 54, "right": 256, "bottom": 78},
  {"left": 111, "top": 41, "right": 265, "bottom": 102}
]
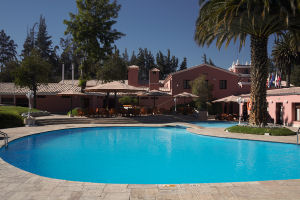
[
  {"left": 195, "top": 0, "right": 300, "bottom": 125},
  {"left": 0, "top": 30, "right": 17, "bottom": 71},
  {"left": 97, "top": 48, "right": 127, "bottom": 82},
  {"left": 14, "top": 49, "right": 51, "bottom": 108},
  {"left": 190, "top": 75, "right": 213, "bottom": 111},
  {"left": 272, "top": 32, "right": 298, "bottom": 87},
  {"left": 64, "top": 0, "right": 124, "bottom": 63}
]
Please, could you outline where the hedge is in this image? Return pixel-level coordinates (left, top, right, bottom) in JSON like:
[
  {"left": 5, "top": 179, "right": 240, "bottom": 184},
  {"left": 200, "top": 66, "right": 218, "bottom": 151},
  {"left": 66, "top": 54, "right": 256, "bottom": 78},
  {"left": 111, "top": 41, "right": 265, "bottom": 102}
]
[{"left": 0, "top": 112, "right": 24, "bottom": 129}]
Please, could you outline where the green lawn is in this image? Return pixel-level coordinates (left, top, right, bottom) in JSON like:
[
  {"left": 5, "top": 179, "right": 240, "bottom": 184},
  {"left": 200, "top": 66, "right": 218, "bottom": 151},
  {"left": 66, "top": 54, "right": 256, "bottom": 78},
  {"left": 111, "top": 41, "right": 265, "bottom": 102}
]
[
  {"left": 226, "top": 125, "right": 296, "bottom": 136},
  {"left": 0, "top": 105, "right": 39, "bottom": 115}
]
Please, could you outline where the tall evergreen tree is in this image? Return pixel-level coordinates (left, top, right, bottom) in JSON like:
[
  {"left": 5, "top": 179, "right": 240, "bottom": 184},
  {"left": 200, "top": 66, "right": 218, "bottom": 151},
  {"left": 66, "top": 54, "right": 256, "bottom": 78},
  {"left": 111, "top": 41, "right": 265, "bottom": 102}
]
[
  {"left": 97, "top": 48, "right": 127, "bottom": 82},
  {"left": 129, "top": 51, "right": 137, "bottom": 65},
  {"left": 0, "top": 61, "right": 20, "bottom": 82},
  {"left": 136, "top": 48, "right": 155, "bottom": 80},
  {"left": 155, "top": 49, "right": 178, "bottom": 79},
  {"left": 179, "top": 57, "right": 187, "bottom": 71},
  {"left": 0, "top": 30, "right": 17, "bottom": 72},
  {"left": 36, "top": 15, "right": 53, "bottom": 59},
  {"left": 22, "top": 24, "right": 37, "bottom": 58},
  {"left": 64, "top": 0, "right": 124, "bottom": 63},
  {"left": 122, "top": 48, "right": 129, "bottom": 65},
  {"left": 64, "top": 0, "right": 125, "bottom": 83}
]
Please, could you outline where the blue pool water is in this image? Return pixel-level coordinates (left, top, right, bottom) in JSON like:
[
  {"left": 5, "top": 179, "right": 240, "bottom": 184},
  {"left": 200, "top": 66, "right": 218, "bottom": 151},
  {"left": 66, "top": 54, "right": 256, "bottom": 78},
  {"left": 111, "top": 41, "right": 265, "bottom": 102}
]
[
  {"left": 1, "top": 126, "right": 300, "bottom": 184},
  {"left": 191, "top": 121, "right": 238, "bottom": 128}
]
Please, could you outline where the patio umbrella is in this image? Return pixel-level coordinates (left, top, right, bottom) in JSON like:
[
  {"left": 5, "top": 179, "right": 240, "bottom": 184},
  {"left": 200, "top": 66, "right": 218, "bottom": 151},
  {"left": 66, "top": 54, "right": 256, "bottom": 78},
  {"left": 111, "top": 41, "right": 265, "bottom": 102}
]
[
  {"left": 84, "top": 81, "right": 146, "bottom": 109},
  {"left": 57, "top": 90, "right": 86, "bottom": 115},
  {"left": 212, "top": 95, "right": 240, "bottom": 103},
  {"left": 137, "top": 90, "right": 170, "bottom": 108},
  {"left": 174, "top": 92, "right": 199, "bottom": 104},
  {"left": 173, "top": 92, "right": 199, "bottom": 112}
]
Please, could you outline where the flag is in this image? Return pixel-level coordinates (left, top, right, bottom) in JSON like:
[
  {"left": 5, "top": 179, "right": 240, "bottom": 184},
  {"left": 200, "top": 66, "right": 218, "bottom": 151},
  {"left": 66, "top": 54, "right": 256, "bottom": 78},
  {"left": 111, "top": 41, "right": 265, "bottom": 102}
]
[
  {"left": 268, "top": 73, "right": 272, "bottom": 88},
  {"left": 278, "top": 73, "right": 281, "bottom": 88},
  {"left": 271, "top": 73, "right": 275, "bottom": 88}
]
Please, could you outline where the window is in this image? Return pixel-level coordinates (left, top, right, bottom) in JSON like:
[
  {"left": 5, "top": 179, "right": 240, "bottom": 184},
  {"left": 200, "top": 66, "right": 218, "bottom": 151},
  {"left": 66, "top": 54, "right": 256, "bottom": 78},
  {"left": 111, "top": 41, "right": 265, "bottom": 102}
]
[
  {"left": 205, "top": 80, "right": 209, "bottom": 88},
  {"left": 296, "top": 104, "right": 300, "bottom": 121},
  {"left": 183, "top": 80, "right": 191, "bottom": 89},
  {"left": 219, "top": 80, "right": 227, "bottom": 89},
  {"left": 1, "top": 97, "right": 14, "bottom": 104}
]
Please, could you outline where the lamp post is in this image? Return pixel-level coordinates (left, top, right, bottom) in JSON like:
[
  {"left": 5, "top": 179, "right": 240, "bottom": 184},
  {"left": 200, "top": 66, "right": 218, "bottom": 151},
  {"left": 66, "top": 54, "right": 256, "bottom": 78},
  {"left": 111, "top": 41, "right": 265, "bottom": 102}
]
[
  {"left": 25, "top": 90, "right": 34, "bottom": 126},
  {"left": 237, "top": 97, "right": 244, "bottom": 125},
  {"left": 26, "top": 90, "right": 34, "bottom": 118}
]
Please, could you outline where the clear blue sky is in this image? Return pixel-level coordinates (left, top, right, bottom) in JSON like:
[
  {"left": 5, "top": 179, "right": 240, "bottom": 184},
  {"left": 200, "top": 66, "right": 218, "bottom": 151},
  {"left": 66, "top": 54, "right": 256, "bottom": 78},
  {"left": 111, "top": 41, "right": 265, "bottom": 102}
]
[{"left": 0, "top": 0, "right": 275, "bottom": 69}]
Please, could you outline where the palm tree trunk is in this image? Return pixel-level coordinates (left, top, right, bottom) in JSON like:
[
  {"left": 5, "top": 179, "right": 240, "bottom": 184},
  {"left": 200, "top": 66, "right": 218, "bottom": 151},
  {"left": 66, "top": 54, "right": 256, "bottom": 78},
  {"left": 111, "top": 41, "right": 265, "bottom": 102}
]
[
  {"left": 249, "top": 36, "right": 269, "bottom": 126},
  {"left": 286, "top": 66, "right": 291, "bottom": 88}
]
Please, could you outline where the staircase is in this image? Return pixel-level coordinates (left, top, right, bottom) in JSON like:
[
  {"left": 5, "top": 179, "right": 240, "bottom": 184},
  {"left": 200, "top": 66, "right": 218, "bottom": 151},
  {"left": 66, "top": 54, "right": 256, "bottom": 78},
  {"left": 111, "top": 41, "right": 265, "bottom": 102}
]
[{"left": 35, "top": 117, "right": 139, "bottom": 126}]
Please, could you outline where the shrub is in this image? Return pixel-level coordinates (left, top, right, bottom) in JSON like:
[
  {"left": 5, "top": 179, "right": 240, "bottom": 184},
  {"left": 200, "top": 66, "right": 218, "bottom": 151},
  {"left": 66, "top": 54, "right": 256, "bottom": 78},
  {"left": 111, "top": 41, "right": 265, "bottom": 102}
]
[
  {"left": 67, "top": 107, "right": 80, "bottom": 116},
  {"left": 226, "top": 125, "right": 296, "bottom": 136},
  {"left": 119, "top": 96, "right": 138, "bottom": 105},
  {"left": 0, "top": 112, "right": 24, "bottom": 129}
]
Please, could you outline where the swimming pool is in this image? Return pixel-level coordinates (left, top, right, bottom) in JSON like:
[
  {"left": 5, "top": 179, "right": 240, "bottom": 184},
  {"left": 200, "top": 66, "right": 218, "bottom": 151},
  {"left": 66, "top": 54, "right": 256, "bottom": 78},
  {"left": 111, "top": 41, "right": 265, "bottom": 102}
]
[
  {"left": 191, "top": 121, "right": 239, "bottom": 128},
  {"left": 1, "top": 126, "right": 300, "bottom": 184}
]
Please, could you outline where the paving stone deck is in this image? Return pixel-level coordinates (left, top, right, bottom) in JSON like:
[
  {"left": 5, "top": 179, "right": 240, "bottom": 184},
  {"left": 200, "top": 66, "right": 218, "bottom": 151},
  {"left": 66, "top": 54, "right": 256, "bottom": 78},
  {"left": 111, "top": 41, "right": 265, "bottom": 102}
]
[{"left": 1, "top": 120, "right": 300, "bottom": 200}]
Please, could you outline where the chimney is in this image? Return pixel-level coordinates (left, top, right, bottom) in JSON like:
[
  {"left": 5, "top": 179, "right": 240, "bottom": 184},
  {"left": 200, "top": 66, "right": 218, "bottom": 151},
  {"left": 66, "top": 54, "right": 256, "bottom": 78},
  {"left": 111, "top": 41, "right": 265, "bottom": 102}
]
[
  {"left": 72, "top": 63, "right": 74, "bottom": 85},
  {"left": 62, "top": 63, "right": 65, "bottom": 83},
  {"left": 128, "top": 65, "right": 139, "bottom": 86},
  {"left": 149, "top": 68, "right": 160, "bottom": 90}
]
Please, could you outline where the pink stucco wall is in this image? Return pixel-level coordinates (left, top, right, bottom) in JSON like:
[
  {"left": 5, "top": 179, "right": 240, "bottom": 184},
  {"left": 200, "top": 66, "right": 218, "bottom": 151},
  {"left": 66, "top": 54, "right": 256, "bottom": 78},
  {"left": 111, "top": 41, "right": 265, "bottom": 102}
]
[
  {"left": 170, "top": 64, "right": 250, "bottom": 99},
  {"left": 239, "top": 95, "right": 300, "bottom": 127}
]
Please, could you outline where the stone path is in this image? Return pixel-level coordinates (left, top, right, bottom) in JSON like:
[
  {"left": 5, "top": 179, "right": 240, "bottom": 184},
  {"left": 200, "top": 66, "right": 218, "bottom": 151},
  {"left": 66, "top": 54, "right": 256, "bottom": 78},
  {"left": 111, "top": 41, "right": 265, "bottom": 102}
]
[{"left": 1, "top": 122, "right": 300, "bottom": 200}]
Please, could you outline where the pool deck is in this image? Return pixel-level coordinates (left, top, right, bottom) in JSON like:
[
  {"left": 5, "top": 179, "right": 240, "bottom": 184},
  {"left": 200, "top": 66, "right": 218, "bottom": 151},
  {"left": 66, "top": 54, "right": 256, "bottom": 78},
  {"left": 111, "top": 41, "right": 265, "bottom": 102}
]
[{"left": 1, "top": 121, "right": 300, "bottom": 200}]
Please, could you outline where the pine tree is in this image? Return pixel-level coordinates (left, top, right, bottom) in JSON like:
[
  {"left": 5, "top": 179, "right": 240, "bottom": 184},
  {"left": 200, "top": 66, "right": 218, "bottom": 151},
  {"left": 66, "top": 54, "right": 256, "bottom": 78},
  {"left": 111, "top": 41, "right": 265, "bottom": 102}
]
[
  {"left": 22, "top": 24, "right": 37, "bottom": 58},
  {"left": 155, "top": 49, "right": 178, "bottom": 79},
  {"left": 36, "top": 15, "right": 53, "bottom": 59},
  {"left": 97, "top": 47, "right": 127, "bottom": 82},
  {"left": 179, "top": 57, "right": 187, "bottom": 71},
  {"left": 0, "top": 30, "right": 17, "bottom": 72},
  {"left": 129, "top": 51, "right": 137, "bottom": 65},
  {"left": 122, "top": 48, "right": 129, "bottom": 65},
  {"left": 64, "top": 0, "right": 124, "bottom": 63}
]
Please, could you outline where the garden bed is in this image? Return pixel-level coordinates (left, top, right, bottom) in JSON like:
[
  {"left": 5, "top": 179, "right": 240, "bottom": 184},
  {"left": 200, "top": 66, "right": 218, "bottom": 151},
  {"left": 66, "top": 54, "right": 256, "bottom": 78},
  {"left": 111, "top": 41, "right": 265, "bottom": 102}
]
[{"left": 226, "top": 125, "right": 296, "bottom": 136}]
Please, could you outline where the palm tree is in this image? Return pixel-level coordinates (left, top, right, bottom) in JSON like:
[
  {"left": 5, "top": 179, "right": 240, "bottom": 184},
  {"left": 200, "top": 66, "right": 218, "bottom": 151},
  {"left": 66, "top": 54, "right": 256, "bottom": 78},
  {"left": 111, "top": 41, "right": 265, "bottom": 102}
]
[
  {"left": 272, "top": 32, "right": 298, "bottom": 88},
  {"left": 194, "top": 0, "right": 300, "bottom": 126}
]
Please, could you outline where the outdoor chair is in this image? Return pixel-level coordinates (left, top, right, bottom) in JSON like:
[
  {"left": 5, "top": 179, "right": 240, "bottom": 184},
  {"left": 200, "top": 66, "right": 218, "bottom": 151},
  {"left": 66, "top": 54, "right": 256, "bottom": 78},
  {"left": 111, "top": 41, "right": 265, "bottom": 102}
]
[
  {"left": 99, "top": 108, "right": 108, "bottom": 117},
  {"left": 140, "top": 107, "right": 147, "bottom": 115},
  {"left": 78, "top": 109, "right": 85, "bottom": 117},
  {"left": 109, "top": 108, "right": 117, "bottom": 117},
  {"left": 152, "top": 107, "right": 159, "bottom": 115},
  {"left": 133, "top": 108, "right": 140, "bottom": 117}
]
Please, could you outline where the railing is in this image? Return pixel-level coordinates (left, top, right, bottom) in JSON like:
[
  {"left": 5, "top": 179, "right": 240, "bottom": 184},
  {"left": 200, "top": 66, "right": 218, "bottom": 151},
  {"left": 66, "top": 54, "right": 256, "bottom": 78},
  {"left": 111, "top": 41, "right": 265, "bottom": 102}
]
[
  {"left": 297, "top": 128, "right": 300, "bottom": 145},
  {"left": 0, "top": 131, "right": 8, "bottom": 148}
]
